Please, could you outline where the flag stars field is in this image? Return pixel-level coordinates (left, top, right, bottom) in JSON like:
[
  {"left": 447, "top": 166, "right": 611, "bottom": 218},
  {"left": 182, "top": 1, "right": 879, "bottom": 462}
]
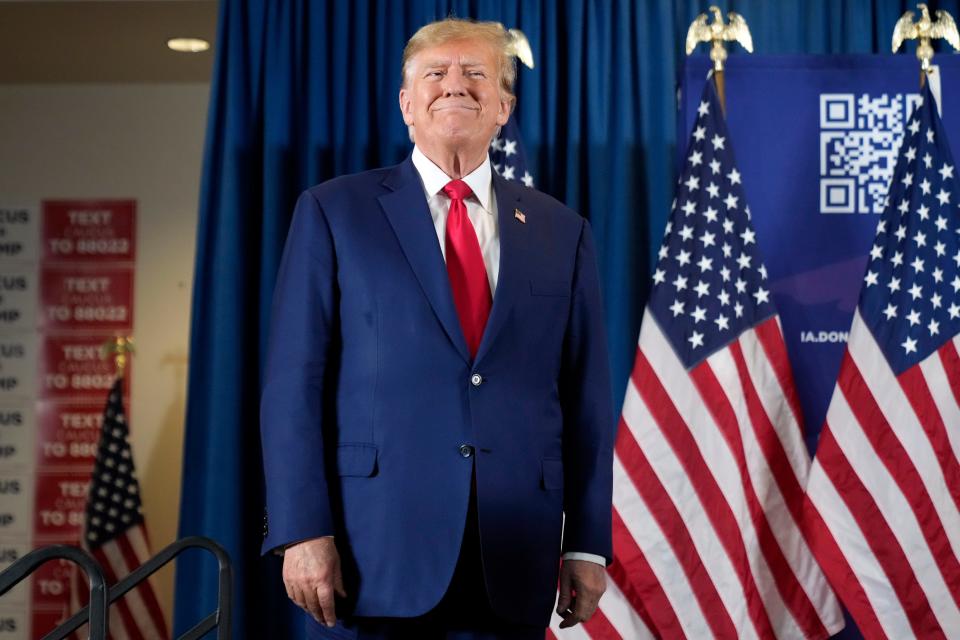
[
  {"left": 648, "top": 81, "right": 779, "bottom": 362},
  {"left": 862, "top": 94, "right": 960, "bottom": 365}
]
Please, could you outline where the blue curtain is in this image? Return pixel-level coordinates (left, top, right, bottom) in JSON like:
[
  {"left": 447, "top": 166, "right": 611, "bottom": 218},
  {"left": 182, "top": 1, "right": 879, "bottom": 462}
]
[{"left": 175, "top": 1, "right": 959, "bottom": 637}]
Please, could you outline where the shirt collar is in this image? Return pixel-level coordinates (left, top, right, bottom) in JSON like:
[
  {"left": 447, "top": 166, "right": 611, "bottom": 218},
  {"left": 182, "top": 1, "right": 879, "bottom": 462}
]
[{"left": 411, "top": 145, "right": 493, "bottom": 213}]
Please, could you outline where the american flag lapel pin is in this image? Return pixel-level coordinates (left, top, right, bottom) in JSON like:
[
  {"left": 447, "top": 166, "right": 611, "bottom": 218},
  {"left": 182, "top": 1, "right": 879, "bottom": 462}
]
[{"left": 514, "top": 208, "right": 526, "bottom": 224}]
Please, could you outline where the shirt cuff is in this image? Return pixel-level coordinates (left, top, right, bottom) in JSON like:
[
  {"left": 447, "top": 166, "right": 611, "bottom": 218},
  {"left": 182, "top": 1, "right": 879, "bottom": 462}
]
[
  {"left": 562, "top": 551, "right": 606, "bottom": 566},
  {"left": 275, "top": 535, "right": 334, "bottom": 556}
]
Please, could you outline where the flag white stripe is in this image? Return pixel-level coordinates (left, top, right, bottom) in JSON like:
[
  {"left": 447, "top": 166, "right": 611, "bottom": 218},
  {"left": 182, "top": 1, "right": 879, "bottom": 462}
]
[
  {"left": 622, "top": 359, "right": 759, "bottom": 639},
  {"left": 705, "top": 344, "right": 817, "bottom": 638},
  {"left": 806, "top": 460, "right": 914, "bottom": 639},
  {"left": 612, "top": 451, "right": 709, "bottom": 639},
  {"left": 109, "top": 602, "right": 128, "bottom": 640},
  {"left": 641, "top": 315, "right": 750, "bottom": 514},
  {"left": 601, "top": 573, "right": 656, "bottom": 639},
  {"left": 99, "top": 543, "right": 141, "bottom": 639},
  {"left": 723, "top": 332, "right": 843, "bottom": 630},
  {"left": 654, "top": 349, "right": 803, "bottom": 637},
  {"left": 848, "top": 313, "right": 960, "bottom": 557},
  {"left": 100, "top": 540, "right": 163, "bottom": 640},
  {"left": 736, "top": 327, "right": 812, "bottom": 480},
  {"left": 641, "top": 315, "right": 783, "bottom": 638},
  {"left": 126, "top": 524, "right": 168, "bottom": 623},
  {"left": 921, "top": 349, "right": 960, "bottom": 467},
  {"left": 126, "top": 524, "right": 150, "bottom": 561},
  {"left": 825, "top": 360, "right": 960, "bottom": 632}
]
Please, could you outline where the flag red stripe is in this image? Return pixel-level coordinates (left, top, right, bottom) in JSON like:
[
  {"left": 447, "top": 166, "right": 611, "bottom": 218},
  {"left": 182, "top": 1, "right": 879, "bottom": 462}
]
[
  {"left": 898, "top": 364, "right": 960, "bottom": 515},
  {"left": 634, "top": 350, "right": 776, "bottom": 638},
  {"left": 633, "top": 349, "right": 770, "bottom": 637},
  {"left": 727, "top": 340, "right": 807, "bottom": 524},
  {"left": 695, "top": 348, "right": 828, "bottom": 639},
  {"left": 815, "top": 423, "right": 945, "bottom": 639},
  {"left": 581, "top": 605, "right": 623, "bottom": 640},
  {"left": 616, "top": 416, "right": 737, "bottom": 638},
  {"left": 545, "top": 629, "right": 558, "bottom": 640},
  {"left": 754, "top": 318, "right": 806, "bottom": 432},
  {"left": 802, "top": 493, "right": 887, "bottom": 639},
  {"left": 839, "top": 353, "right": 960, "bottom": 609},
  {"left": 93, "top": 546, "right": 146, "bottom": 640},
  {"left": 610, "top": 505, "right": 676, "bottom": 637},
  {"left": 116, "top": 529, "right": 169, "bottom": 636},
  {"left": 939, "top": 340, "right": 960, "bottom": 407}
]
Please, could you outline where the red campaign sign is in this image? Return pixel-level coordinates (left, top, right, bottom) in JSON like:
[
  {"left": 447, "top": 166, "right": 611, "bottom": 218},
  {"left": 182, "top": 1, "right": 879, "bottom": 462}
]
[
  {"left": 30, "top": 558, "right": 77, "bottom": 609},
  {"left": 35, "top": 402, "right": 107, "bottom": 468},
  {"left": 42, "top": 200, "right": 136, "bottom": 263},
  {"left": 40, "top": 266, "right": 134, "bottom": 332},
  {"left": 33, "top": 470, "right": 89, "bottom": 542},
  {"left": 33, "top": 607, "right": 73, "bottom": 638},
  {"left": 38, "top": 335, "right": 131, "bottom": 401}
]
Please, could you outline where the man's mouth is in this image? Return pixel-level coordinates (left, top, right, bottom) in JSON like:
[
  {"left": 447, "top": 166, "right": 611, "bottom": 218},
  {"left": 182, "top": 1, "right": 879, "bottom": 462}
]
[{"left": 432, "top": 103, "right": 479, "bottom": 112}]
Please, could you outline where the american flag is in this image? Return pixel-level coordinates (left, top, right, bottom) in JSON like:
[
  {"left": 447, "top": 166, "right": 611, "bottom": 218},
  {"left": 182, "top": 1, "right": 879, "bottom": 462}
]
[
  {"left": 71, "top": 377, "right": 168, "bottom": 639},
  {"left": 593, "top": 77, "right": 844, "bottom": 640},
  {"left": 805, "top": 84, "right": 960, "bottom": 638},
  {"left": 490, "top": 118, "right": 535, "bottom": 188}
]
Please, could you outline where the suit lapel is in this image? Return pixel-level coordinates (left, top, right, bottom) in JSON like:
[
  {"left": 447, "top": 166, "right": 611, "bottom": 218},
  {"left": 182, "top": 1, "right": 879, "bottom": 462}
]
[
  {"left": 474, "top": 173, "right": 526, "bottom": 365},
  {"left": 378, "top": 158, "right": 471, "bottom": 364}
]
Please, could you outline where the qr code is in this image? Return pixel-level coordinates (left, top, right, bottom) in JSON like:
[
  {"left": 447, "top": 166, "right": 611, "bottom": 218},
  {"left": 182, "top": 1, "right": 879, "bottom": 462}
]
[{"left": 819, "top": 93, "right": 921, "bottom": 214}]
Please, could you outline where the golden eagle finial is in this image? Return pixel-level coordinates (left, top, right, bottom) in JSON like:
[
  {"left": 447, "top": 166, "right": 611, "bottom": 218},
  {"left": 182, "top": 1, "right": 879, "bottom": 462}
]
[
  {"left": 892, "top": 3, "right": 959, "bottom": 74},
  {"left": 101, "top": 335, "right": 135, "bottom": 378},
  {"left": 685, "top": 5, "right": 753, "bottom": 71}
]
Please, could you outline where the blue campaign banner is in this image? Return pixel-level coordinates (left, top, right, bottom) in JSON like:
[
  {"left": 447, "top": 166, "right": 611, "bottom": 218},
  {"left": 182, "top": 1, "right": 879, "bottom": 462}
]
[{"left": 679, "top": 55, "right": 960, "bottom": 454}]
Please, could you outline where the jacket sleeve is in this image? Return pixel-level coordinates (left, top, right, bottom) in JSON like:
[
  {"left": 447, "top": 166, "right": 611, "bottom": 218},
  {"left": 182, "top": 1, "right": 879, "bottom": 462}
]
[
  {"left": 260, "top": 190, "right": 339, "bottom": 554},
  {"left": 559, "top": 219, "right": 616, "bottom": 564}
]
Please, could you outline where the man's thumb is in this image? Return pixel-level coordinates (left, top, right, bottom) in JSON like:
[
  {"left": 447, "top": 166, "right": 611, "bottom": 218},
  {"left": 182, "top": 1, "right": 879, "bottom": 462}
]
[{"left": 556, "top": 568, "right": 572, "bottom": 614}]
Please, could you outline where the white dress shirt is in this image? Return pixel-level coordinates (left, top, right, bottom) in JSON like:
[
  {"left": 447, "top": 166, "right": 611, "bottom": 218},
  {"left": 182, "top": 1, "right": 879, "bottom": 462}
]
[
  {"left": 411, "top": 145, "right": 500, "bottom": 293},
  {"left": 410, "top": 146, "right": 605, "bottom": 568}
]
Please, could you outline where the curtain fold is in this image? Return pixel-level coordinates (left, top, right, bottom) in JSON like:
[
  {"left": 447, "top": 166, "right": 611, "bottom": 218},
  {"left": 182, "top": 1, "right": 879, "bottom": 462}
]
[{"left": 175, "top": 1, "right": 956, "bottom": 636}]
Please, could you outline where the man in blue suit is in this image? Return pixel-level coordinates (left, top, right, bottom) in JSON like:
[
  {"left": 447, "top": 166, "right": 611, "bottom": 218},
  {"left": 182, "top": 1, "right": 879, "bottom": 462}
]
[{"left": 261, "top": 17, "right": 615, "bottom": 639}]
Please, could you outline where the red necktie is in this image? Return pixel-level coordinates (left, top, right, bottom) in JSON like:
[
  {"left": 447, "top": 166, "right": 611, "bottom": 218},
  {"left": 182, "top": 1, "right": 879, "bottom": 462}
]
[{"left": 443, "top": 179, "right": 492, "bottom": 358}]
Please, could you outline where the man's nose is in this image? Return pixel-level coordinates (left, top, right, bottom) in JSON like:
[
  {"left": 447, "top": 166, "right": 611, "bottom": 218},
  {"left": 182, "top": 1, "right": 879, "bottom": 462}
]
[{"left": 441, "top": 69, "right": 468, "bottom": 96}]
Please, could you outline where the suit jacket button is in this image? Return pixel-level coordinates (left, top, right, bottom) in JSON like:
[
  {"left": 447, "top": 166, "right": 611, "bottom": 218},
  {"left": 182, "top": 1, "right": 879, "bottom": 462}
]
[
  {"left": 470, "top": 373, "right": 483, "bottom": 386},
  {"left": 459, "top": 444, "right": 474, "bottom": 458}
]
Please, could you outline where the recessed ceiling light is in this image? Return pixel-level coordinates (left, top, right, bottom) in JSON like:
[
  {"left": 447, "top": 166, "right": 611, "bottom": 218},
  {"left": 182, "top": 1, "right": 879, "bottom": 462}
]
[{"left": 167, "top": 38, "right": 210, "bottom": 53}]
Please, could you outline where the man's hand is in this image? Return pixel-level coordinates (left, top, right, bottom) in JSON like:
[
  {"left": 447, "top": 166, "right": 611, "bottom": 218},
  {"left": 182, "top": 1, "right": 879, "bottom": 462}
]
[
  {"left": 282, "top": 537, "right": 346, "bottom": 627},
  {"left": 556, "top": 559, "right": 606, "bottom": 628}
]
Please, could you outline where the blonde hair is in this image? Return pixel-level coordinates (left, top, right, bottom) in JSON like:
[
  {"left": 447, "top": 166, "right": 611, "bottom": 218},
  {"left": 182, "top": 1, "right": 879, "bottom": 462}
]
[{"left": 401, "top": 17, "right": 517, "bottom": 107}]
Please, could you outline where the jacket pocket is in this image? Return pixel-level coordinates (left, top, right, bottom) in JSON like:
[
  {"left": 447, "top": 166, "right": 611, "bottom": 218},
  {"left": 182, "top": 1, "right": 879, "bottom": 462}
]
[
  {"left": 336, "top": 443, "right": 378, "bottom": 477},
  {"left": 541, "top": 457, "right": 564, "bottom": 490},
  {"left": 529, "top": 279, "right": 570, "bottom": 297}
]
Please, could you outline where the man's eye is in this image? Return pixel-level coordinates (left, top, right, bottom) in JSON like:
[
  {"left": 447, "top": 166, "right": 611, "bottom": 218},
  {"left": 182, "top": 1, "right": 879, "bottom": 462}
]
[
  {"left": 427, "top": 71, "right": 443, "bottom": 78},
  {"left": 468, "top": 71, "right": 485, "bottom": 78}
]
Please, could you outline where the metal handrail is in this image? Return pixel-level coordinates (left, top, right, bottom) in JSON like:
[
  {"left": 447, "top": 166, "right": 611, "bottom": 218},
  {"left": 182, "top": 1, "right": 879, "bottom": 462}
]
[
  {"left": 0, "top": 545, "right": 108, "bottom": 640},
  {"left": 52, "top": 536, "right": 232, "bottom": 640}
]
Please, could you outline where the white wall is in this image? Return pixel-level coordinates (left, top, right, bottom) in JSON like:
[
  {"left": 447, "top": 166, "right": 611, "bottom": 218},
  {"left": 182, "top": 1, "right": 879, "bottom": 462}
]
[{"left": 0, "top": 83, "right": 208, "bottom": 628}]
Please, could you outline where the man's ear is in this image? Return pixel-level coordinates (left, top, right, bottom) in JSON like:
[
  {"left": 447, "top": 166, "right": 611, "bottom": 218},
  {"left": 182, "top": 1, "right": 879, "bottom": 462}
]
[
  {"left": 496, "top": 96, "right": 512, "bottom": 127},
  {"left": 399, "top": 88, "right": 414, "bottom": 126}
]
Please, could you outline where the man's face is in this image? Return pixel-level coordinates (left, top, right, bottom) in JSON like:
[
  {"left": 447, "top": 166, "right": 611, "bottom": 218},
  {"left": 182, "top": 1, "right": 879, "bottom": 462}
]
[{"left": 399, "top": 39, "right": 511, "bottom": 153}]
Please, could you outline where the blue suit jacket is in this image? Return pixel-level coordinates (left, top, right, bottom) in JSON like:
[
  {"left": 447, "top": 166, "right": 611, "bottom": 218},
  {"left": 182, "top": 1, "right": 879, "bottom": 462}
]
[{"left": 260, "top": 157, "right": 615, "bottom": 627}]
